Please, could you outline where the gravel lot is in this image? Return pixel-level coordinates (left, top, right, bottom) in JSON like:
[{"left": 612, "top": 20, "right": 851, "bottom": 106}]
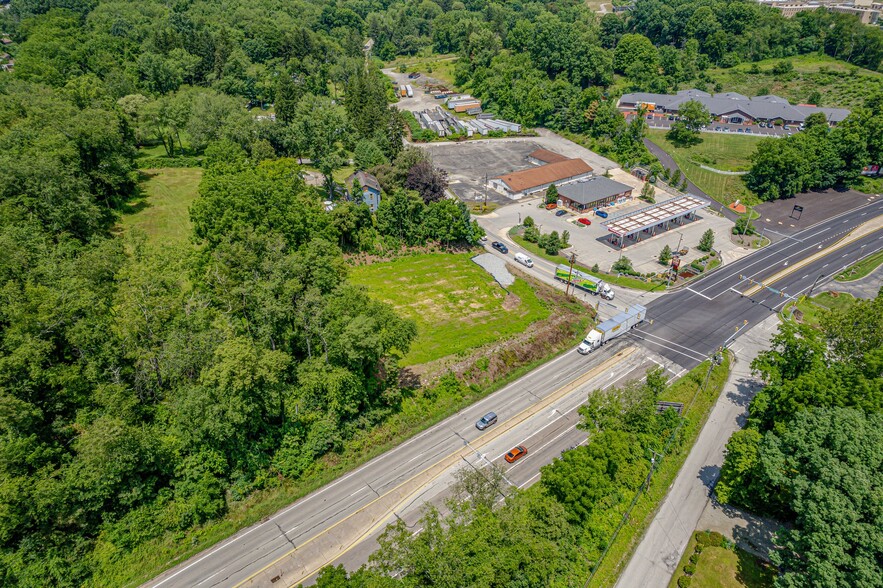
[{"left": 472, "top": 252, "right": 515, "bottom": 287}]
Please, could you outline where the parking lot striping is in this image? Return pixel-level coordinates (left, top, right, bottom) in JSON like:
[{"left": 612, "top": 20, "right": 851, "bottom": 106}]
[{"left": 234, "top": 349, "right": 638, "bottom": 588}]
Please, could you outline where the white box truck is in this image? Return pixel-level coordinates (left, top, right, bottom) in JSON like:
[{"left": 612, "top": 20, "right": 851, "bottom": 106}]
[
  {"left": 514, "top": 252, "right": 533, "bottom": 268},
  {"left": 555, "top": 264, "right": 614, "bottom": 300},
  {"left": 405, "top": 84, "right": 414, "bottom": 98},
  {"left": 577, "top": 304, "right": 646, "bottom": 354}
]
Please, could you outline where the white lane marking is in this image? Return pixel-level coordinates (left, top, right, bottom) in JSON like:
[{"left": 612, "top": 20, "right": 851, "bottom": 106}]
[
  {"left": 518, "top": 471, "right": 542, "bottom": 489},
  {"left": 350, "top": 487, "right": 366, "bottom": 498},
  {"left": 632, "top": 331, "right": 707, "bottom": 362},
  {"left": 533, "top": 423, "right": 579, "bottom": 456},
  {"left": 685, "top": 287, "right": 712, "bottom": 300}
]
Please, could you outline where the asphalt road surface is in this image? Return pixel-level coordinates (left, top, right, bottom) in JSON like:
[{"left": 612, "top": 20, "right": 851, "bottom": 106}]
[
  {"left": 633, "top": 196, "right": 883, "bottom": 370},
  {"left": 145, "top": 197, "right": 883, "bottom": 588}
]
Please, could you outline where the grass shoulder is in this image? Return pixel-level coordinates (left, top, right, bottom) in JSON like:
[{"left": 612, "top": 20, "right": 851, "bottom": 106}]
[
  {"left": 590, "top": 354, "right": 732, "bottom": 587},
  {"left": 835, "top": 249, "right": 883, "bottom": 282},
  {"left": 509, "top": 232, "right": 666, "bottom": 292},
  {"left": 116, "top": 167, "right": 203, "bottom": 245}
]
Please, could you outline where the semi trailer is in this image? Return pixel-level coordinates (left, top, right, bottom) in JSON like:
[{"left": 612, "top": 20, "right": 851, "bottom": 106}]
[
  {"left": 554, "top": 264, "right": 614, "bottom": 300},
  {"left": 577, "top": 304, "right": 646, "bottom": 354}
]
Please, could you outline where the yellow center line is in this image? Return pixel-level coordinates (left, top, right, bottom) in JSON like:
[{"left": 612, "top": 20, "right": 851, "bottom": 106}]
[{"left": 234, "top": 347, "right": 635, "bottom": 587}]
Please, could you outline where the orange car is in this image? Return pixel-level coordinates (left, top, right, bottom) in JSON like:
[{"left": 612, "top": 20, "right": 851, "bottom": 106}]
[{"left": 504, "top": 445, "right": 528, "bottom": 463}]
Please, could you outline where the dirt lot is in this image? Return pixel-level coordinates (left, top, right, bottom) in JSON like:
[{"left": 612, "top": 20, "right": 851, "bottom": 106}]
[{"left": 754, "top": 188, "right": 877, "bottom": 236}]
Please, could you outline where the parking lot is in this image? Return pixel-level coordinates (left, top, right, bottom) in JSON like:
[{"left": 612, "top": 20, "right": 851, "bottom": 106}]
[
  {"left": 421, "top": 131, "right": 619, "bottom": 204},
  {"left": 480, "top": 191, "right": 744, "bottom": 277}
]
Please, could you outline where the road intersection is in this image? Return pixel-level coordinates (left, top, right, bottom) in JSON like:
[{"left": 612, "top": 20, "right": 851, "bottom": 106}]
[{"left": 144, "top": 196, "right": 883, "bottom": 588}]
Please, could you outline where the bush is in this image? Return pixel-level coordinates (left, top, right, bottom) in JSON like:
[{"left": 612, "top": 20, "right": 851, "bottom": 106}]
[
  {"left": 678, "top": 576, "right": 692, "bottom": 588},
  {"left": 695, "top": 530, "right": 726, "bottom": 547},
  {"left": 683, "top": 564, "right": 696, "bottom": 575},
  {"left": 523, "top": 215, "right": 535, "bottom": 228},
  {"left": 523, "top": 226, "right": 540, "bottom": 243},
  {"left": 689, "top": 553, "right": 699, "bottom": 565},
  {"left": 733, "top": 217, "right": 756, "bottom": 235},
  {"left": 612, "top": 256, "right": 634, "bottom": 274},
  {"left": 698, "top": 229, "right": 714, "bottom": 252},
  {"left": 591, "top": 263, "right": 600, "bottom": 273}
]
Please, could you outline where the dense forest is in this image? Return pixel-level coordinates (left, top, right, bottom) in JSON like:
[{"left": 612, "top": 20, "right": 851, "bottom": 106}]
[
  {"left": 2, "top": 0, "right": 883, "bottom": 585},
  {"left": 716, "top": 296, "right": 883, "bottom": 588}
]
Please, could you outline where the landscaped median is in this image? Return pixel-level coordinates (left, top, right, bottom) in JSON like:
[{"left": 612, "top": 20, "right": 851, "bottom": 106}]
[{"left": 836, "top": 249, "right": 883, "bottom": 282}]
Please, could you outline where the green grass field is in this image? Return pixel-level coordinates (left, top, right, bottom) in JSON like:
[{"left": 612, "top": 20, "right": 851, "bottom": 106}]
[
  {"left": 708, "top": 54, "right": 883, "bottom": 109},
  {"left": 117, "top": 168, "right": 203, "bottom": 244},
  {"left": 668, "top": 534, "right": 775, "bottom": 588},
  {"left": 784, "top": 291, "right": 856, "bottom": 327},
  {"left": 646, "top": 129, "right": 763, "bottom": 205},
  {"left": 349, "top": 253, "right": 550, "bottom": 366},
  {"left": 386, "top": 53, "right": 459, "bottom": 87}
]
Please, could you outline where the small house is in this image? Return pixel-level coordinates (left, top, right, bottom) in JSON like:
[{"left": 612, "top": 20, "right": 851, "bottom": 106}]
[{"left": 346, "top": 170, "right": 382, "bottom": 212}]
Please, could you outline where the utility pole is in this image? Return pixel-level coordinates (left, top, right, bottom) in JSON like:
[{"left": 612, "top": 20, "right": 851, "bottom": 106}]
[
  {"left": 483, "top": 173, "right": 488, "bottom": 212},
  {"left": 566, "top": 252, "right": 576, "bottom": 297},
  {"left": 806, "top": 273, "right": 826, "bottom": 298}
]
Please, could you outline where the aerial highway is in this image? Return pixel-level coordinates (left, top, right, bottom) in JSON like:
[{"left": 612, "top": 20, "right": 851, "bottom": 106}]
[{"left": 144, "top": 196, "right": 883, "bottom": 588}]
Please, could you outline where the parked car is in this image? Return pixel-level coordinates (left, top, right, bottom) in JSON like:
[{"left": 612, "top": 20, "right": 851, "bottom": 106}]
[
  {"left": 546, "top": 203, "right": 557, "bottom": 210},
  {"left": 714, "top": 126, "right": 721, "bottom": 131},
  {"left": 783, "top": 125, "right": 791, "bottom": 130},
  {"left": 491, "top": 241, "right": 508, "bottom": 254},
  {"left": 577, "top": 217, "right": 592, "bottom": 226},
  {"left": 745, "top": 128, "right": 751, "bottom": 133},
  {"left": 479, "top": 235, "right": 488, "bottom": 242},
  {"left": 504, "top": 445, "right": 527, "bottom": 463},
  {"left": 555, "top": 209, "right": 567, "bottom": 217},
  {"left": 646, "top": 114, "right": 653, "bottom": 119},
  {"left": 595, "top": 209, "right": 608, "bottom": 218},
  {"left": 475, "top": 412, "right": 498, "bottom": 430},
  {"left": 407, "top": 72, "right": 421, "bottom": 79}
]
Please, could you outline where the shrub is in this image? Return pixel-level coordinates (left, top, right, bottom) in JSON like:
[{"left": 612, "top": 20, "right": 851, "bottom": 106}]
[
  {"left": 698, "top": 229, "right": 715, "bottom": 252},
  {"left": 689, "top": 553, "right": 699, "bottom": 565},
  {"left": 612, "top": 256, "right": 634, "bottom": 274},
  {"left": 678, "top": 576, "right": 692, "bottom": 588},
  {"left": 695, "top": 530, "right": 726, "bottom": 547},
  {"left": 523, "top": 215, "right": 535, "bottom": 228},
  {"left": 591, "top": 263, "right": 600, "bottom": 273},
  {"left": 733, "top": 216, "right": 756, "bottom": 235}
]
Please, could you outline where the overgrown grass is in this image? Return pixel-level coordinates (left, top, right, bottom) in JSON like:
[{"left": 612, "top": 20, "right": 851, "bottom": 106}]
[
  {"left": 646, "top": 129, "right": 762, "bottom": 205},
  {"left": 836, "top": 249, "right": 883, "bottom": 281},
  {"left": 116, "top": 168, "right": 203, "bottom": 244},
  {"left": 101, "top": 280, "right": 587, "bottom": 588},
  {"left": 349, "top": 252, "right": 550, "bottom": 365},
  {"left": 708, "top": 54, "right": 883, "bottom": 110},
  {"left": 509, "top": 233, "right": 667, "bottom": 292},
  {"left": 385, "top": 53, "right": 459, "bottom": 87},
  {"left": 783, "top": 291, "right": 857, "bottom": 327},
  {"left": 589, "top": 354, "right": 732, "bottom": 587},
  {"left": 668, "top": 534, "right": 775, "bottom": 588}
]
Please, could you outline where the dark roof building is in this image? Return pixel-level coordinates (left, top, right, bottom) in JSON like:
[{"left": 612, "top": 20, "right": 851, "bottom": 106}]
[
  {"left": 490, "top": 159, "right": 593, "bottom": 198},
  {"left": 557, "top": 177, "right": 633, "bottom": 211},
  {"left": 618, "top": 89, "right": 850, "bottom": 125}
]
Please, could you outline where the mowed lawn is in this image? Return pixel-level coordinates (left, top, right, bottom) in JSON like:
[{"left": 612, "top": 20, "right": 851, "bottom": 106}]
[
  {"left": 349, "top": 253, "right": 549, "bottom": 366},
  {"left": 646, "top": 129, "right": 764, "bottom": 204},
  {"left": 118, "top": 167, "right": 202, "bottom": 244},
  {"left": 688, "top": 546, "right": 775, "bottom": 588}
]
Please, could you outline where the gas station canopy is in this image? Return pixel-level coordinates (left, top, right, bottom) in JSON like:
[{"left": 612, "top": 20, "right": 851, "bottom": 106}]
[{"left": 604, "top": 194, "right": 711, "bottom": 237}]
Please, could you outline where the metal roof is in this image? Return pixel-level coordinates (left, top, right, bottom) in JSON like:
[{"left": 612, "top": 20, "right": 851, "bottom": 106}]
[
  {"left": 604, "top": 194, "right": 711, "bottom": 237},
  {"left": 557, "top": 176, "right": 633, "bottom": 205},
  {"left": 618, "top": 90, "right": 851, "bottom": 123}
]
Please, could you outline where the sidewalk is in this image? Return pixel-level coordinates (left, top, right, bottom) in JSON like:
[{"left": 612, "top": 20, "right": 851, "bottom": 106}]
[{"left": 614, "top": 314, "right": 782, "bottom": 588}]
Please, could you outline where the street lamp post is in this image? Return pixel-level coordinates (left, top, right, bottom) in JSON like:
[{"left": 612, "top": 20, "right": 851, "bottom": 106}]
[{"left": 807, "top": 274, "right": 825, "bottom": 298}]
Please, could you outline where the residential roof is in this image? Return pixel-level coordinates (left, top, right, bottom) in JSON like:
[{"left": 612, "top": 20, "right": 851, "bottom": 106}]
[
  {"left": 619, "top": 90, "right": 851, "bottom": 123},
  {"left": 605, "top": 194, "right": 711, "bottom": 237},
  {"left": 347, "top": 170, "right": 381, "bottom": 193},
  {"left": 557, "top": 176, "right": 632, "bottom": 206},
  {"left": 528, "top": 148, "right": 570, "bottom": 164},
  {"left": 495, "top": 159, "right": 593, "bottom": 193}
]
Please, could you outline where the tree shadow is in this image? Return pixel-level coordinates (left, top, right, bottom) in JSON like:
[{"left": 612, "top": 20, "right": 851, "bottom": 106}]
[
  {"left": 726, "top": 376, "right": 761, "bottom": 418},
  {"left": 714, "top": 500, "right": 783, "bottom": 563},
  {"left": 117, "top": 172, "right": 155, "bottom": 216},
  {"left": 698, "top": 464, "right": 720, "bottom": 494},
  {"left": 398, "top": 367, "right": 421, "bottom": 390},
  {"left": 736, "top": 541, "right": 777, "bottom": 586}
]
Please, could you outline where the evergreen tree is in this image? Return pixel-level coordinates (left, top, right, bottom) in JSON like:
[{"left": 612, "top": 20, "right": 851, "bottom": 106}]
[{"left": 698, "top": 229, "right": 715, "bottom": 251}]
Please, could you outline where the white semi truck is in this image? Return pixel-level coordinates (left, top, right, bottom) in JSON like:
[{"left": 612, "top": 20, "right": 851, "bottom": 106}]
[{"left": 577, "top": 304, "right": 646, "bottom": 354}]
